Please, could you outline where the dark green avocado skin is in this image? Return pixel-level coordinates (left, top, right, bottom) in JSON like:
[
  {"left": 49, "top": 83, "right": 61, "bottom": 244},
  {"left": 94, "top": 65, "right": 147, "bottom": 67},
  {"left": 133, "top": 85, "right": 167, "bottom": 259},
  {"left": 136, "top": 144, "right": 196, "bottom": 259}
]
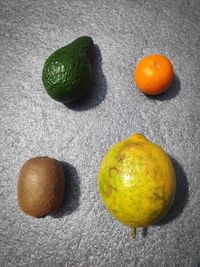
[{"left": 42, "top": 36, "right": 94, "bottom": 103}]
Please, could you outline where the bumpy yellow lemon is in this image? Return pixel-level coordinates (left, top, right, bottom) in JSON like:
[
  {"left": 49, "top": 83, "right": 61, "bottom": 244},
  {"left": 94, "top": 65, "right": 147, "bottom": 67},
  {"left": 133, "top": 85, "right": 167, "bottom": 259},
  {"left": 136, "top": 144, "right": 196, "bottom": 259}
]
[{"left": 98, "top": 134, "right": 176, "bottom": 230}]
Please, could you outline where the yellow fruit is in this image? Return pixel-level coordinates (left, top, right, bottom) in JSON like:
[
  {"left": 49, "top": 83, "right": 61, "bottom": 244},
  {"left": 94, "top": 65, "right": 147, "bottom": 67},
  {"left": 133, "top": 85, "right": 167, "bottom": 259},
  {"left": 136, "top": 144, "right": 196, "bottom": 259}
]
[{"left": 98, "top": 133, "right": 176, "bottom": 232}]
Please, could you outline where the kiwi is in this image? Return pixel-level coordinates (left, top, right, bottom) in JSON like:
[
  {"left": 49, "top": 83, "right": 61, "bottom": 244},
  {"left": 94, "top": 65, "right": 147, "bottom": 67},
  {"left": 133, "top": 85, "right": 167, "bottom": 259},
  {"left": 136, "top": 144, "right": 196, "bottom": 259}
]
[{"left": 17, "top": 156, "right": 65, "bottom": 217}]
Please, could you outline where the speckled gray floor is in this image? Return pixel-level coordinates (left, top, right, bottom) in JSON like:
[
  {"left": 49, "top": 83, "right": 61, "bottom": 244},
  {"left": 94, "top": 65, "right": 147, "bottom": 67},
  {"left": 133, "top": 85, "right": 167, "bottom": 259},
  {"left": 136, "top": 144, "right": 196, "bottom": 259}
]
[{"left": 0, "top": 0, "right": 200, "bottom": 266}]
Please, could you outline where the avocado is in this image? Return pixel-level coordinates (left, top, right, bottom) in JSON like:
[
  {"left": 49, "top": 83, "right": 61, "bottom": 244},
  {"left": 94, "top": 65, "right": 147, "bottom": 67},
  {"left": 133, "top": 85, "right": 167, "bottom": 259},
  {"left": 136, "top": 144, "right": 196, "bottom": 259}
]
[
  {"left": 17, "top": 157, "right": 65, "bottom": 217},
  {"left": 42, "top": 36, "right": 94, "bottom": 103}
]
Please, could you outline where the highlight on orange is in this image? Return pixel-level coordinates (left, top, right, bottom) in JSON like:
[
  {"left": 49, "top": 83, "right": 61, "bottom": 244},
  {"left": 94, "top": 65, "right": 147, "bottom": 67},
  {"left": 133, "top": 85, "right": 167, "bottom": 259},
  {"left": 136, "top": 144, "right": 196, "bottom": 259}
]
[{"left": 134, "top": 54, "right": 174, "bottom": 95}]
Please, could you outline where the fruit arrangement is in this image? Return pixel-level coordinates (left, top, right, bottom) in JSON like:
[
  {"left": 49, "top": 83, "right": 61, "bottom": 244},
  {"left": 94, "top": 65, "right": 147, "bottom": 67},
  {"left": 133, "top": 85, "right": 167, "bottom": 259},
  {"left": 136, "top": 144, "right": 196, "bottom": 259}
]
[{"left": 17, "top": 36, "right": 178, "bottom": 238}]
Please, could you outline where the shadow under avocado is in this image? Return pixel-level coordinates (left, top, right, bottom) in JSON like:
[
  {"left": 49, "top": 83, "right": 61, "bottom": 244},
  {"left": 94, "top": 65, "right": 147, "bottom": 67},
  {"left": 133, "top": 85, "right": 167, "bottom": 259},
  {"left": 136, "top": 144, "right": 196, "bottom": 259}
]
[
  {"left": 51, "top": 161, "right": 80, "bottom": 218},
  {"left": 65, "top": 44, "right": 107, "bottom": 111},
  {"left": 145, "top": 74, "right": 181, "bottom": 101},
  {"left": 155, "top": 156, "right": 189, "bottom": 226}
]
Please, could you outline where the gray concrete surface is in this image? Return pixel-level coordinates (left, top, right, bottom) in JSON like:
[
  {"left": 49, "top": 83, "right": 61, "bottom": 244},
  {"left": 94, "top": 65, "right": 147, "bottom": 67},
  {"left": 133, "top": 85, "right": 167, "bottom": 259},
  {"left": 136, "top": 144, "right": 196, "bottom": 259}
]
[{"left": 0, "top": 0, "right": 200, "bottom": 266}]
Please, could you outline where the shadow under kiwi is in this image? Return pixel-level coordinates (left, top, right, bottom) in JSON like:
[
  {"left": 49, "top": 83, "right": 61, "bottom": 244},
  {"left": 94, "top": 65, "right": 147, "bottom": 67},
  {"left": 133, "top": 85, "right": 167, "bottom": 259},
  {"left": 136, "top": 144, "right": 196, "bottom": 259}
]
[
  {"left": 145, "top": 74, "right": 181, "bottom": 101},
  {"left": 155, "top": 156, "right": 189, "bottom": 226},
  {"left": 64, "top": 44, "right": 107, "bottom": 111},
  {"left": 51, "top": 161, "right": 80, "bottom": 218}
]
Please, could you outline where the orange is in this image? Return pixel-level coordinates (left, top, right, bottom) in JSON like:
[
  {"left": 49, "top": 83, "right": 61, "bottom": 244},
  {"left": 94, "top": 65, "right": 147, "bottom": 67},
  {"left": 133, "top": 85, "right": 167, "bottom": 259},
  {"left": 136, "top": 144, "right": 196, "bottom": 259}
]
[{"left": 134, "top": 54, "right": 174, "bottom": 95}]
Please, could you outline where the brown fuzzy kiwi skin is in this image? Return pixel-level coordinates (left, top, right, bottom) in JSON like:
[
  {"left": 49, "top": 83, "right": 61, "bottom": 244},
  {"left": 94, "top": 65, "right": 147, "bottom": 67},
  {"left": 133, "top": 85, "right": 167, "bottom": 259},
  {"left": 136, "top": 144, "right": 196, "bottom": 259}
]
[{"left": 17, "top": 156, "right": 65, "bottom": 218}]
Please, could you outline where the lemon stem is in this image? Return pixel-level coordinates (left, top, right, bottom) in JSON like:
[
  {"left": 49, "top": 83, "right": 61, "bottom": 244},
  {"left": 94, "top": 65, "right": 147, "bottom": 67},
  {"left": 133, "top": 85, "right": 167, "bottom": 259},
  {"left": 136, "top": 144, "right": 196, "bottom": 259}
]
[{"left": 131, "top": 228, "right": 136, "bottom": 239}]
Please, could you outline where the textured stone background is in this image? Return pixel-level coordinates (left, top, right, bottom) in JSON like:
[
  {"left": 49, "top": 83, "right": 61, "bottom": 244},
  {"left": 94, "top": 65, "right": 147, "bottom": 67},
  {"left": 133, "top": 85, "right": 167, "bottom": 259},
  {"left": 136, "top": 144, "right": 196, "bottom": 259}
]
[{"left": 0, "top": 0, "right": 200, "bottom": 266}]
